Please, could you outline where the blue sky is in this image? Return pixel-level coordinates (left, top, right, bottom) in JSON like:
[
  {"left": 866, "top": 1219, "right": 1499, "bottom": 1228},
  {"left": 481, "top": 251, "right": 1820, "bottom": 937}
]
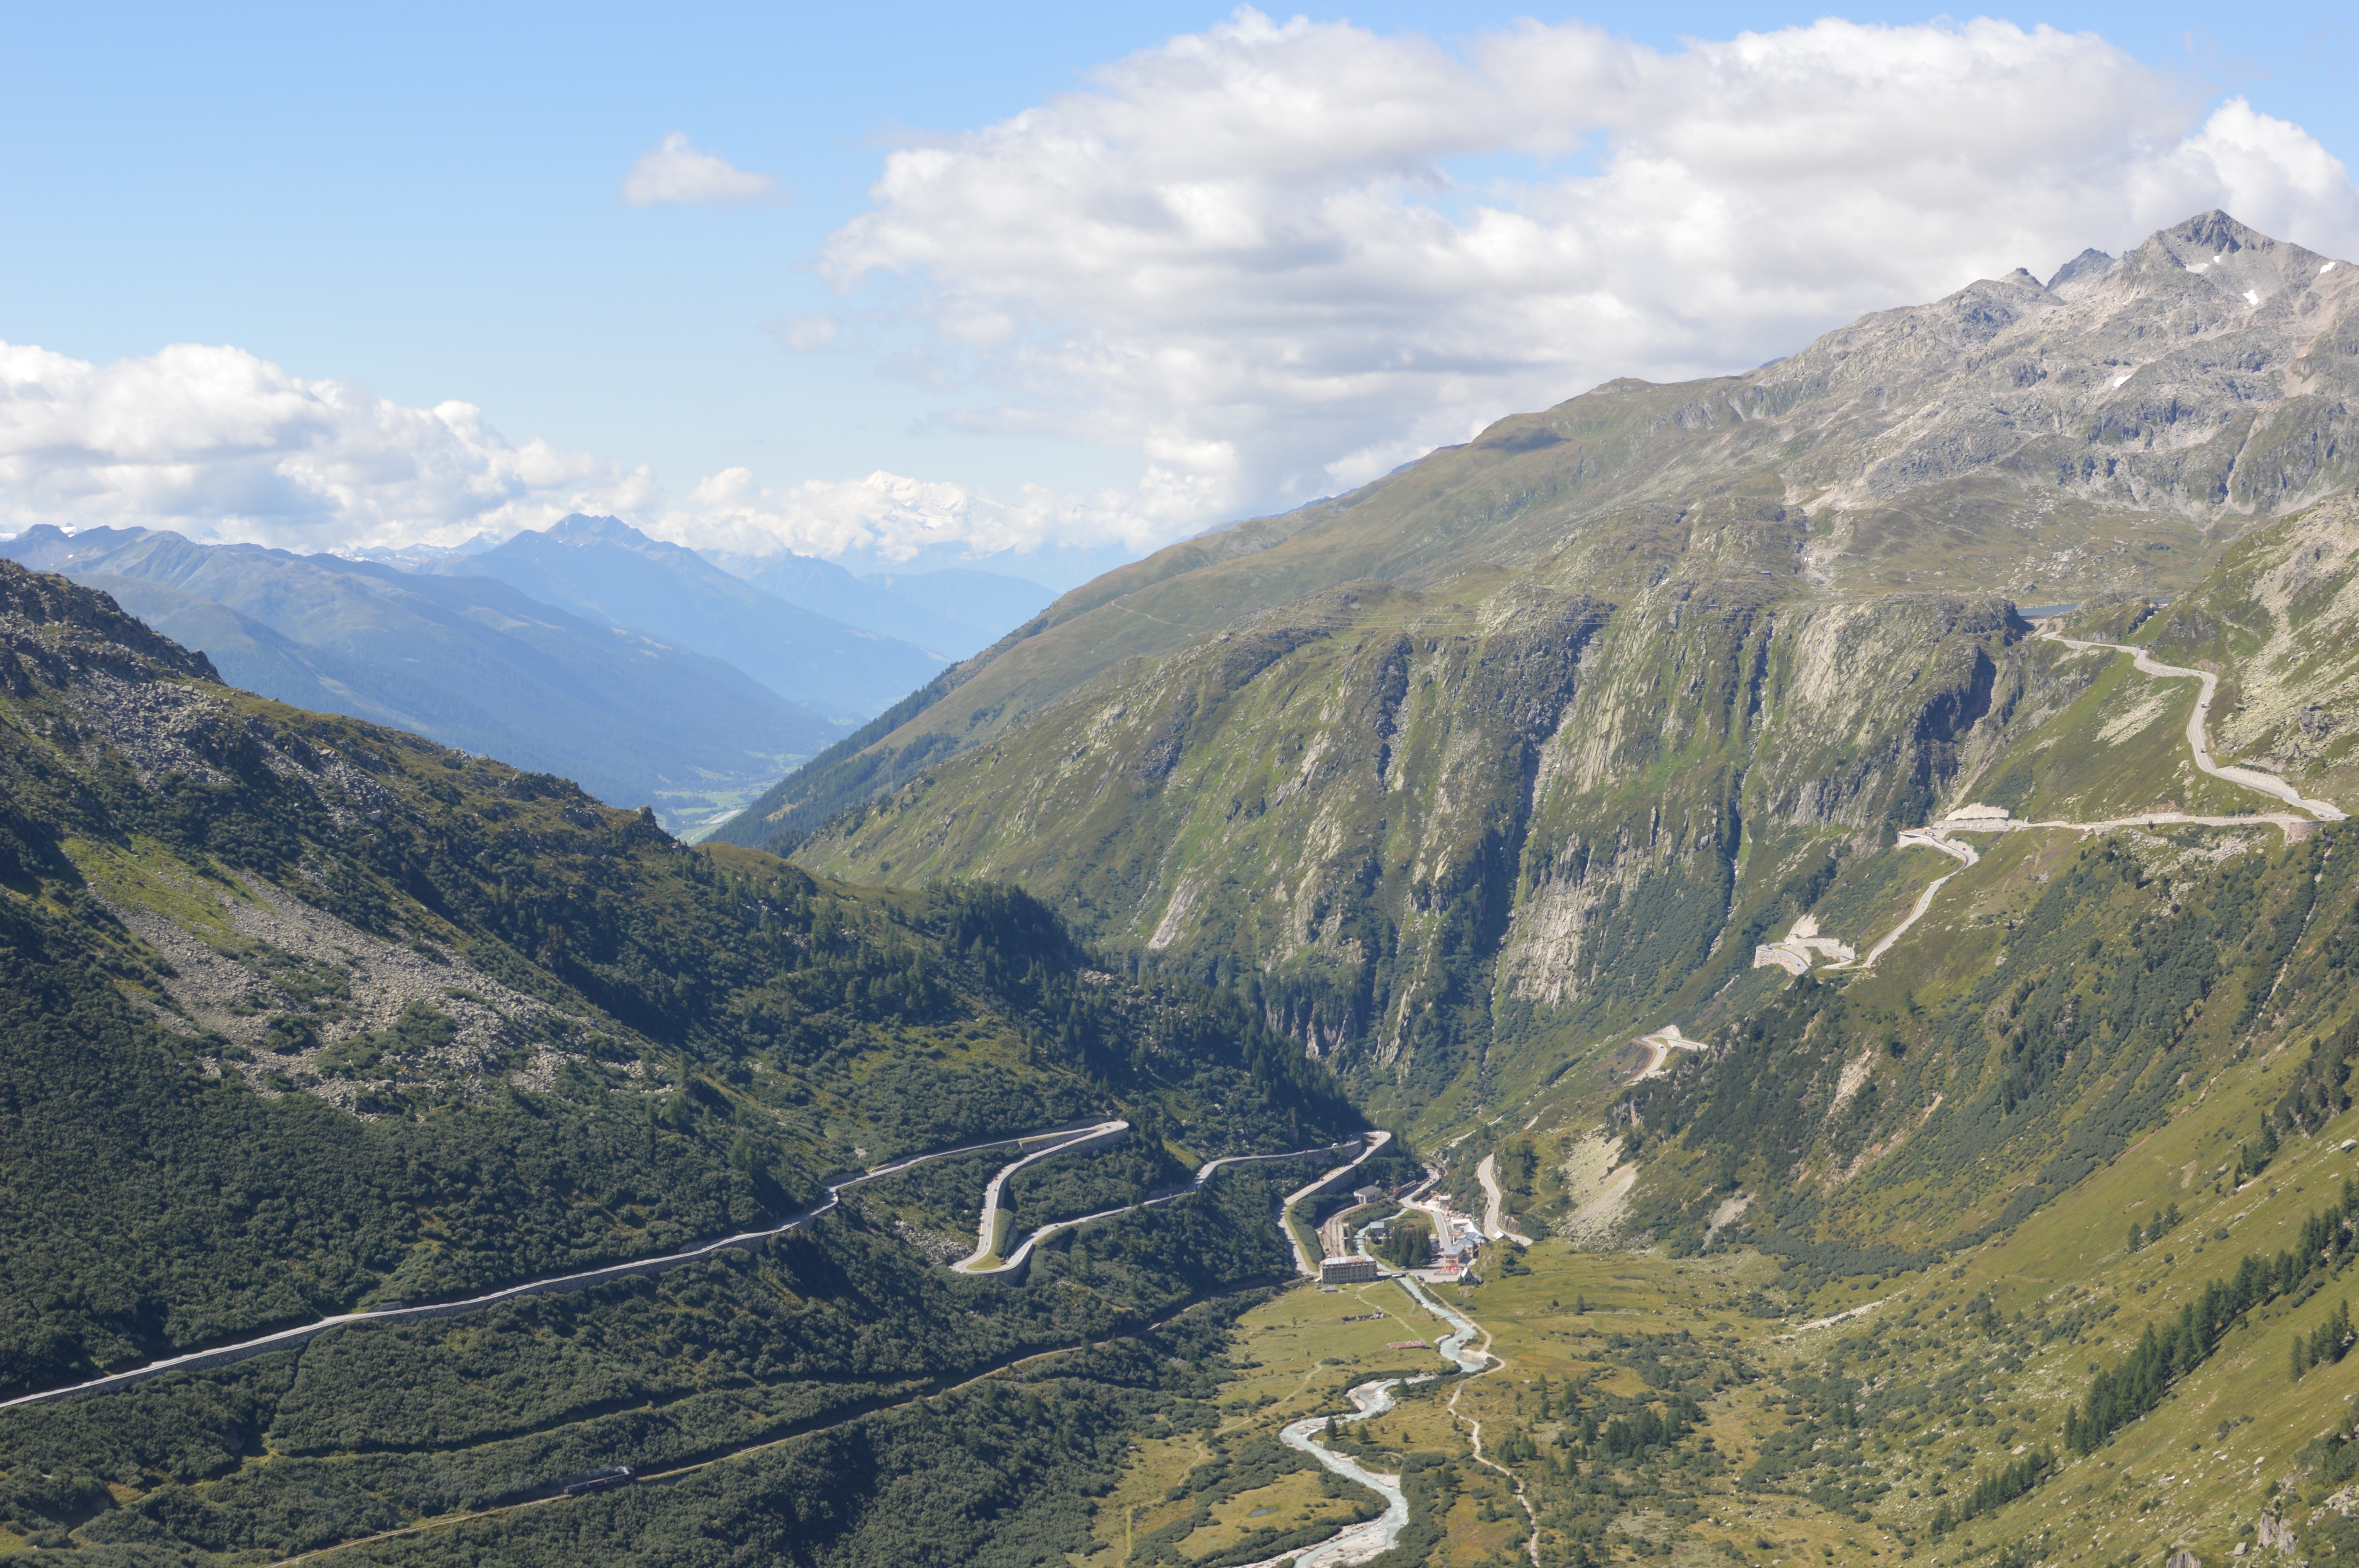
[{"left": 3, "top": 4, "right": 2354, "bottom": 576}]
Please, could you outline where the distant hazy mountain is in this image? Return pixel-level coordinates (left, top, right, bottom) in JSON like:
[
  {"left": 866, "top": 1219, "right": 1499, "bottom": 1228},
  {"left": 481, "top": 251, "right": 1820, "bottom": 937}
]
[
  {"left": 0, "top": 525, "right": 846, "bottom": 835},
  {"left": 734, "top": 553, "right": 1053, "bottom": 659},
  {"left": 821, "top": 536, "right": 1142, "bottom": 592},
  {"left": 864, "top": 566, "right": 1054, "bottom": 640},
  {"left": 447, "top": 515, "right": 945, "bottom": 718}
]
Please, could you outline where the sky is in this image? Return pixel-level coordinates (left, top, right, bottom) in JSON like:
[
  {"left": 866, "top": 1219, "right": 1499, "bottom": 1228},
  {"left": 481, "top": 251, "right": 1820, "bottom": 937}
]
[{"left": 2, "top": 2, "right": 2355, "bottom": 586}]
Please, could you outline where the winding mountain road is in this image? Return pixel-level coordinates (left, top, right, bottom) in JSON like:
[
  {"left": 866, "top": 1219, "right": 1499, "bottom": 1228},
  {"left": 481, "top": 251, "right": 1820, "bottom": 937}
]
[
  {"left": 6, "top": 1119, "right": 1383, "bottom": 1410},
  {"left": 1281, "top": 1130, "right": 1395, "bottom": 1274},
  {"left": 1644, "top": 610, "right": 2354, "bottom": 1085},
  {"left": 976, "top": 1131, "right": 1385, "bottom": 1278},
  {"left": 2040, "top": 624, "right": 2346, "bottom": 821},
  {"left": 1755, "top": 615, "right": 2344, "bottom": 994},
  {"left": 1853, "top": 622, "right": 2343, "bottom": 963},
  {"left": 1632, "top": 1025, "right": 1704, "bottom": 1080},
  {"left": 952, "top": 1120, "right": 1132, "bottom": 1272},
  {"left": 1475, "top": 1155, "right": 1534, "bottom": 1245}
]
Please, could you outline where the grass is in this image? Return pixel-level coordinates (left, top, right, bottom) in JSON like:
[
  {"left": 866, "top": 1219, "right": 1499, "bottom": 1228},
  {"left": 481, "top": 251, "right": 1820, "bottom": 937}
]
[
  {"left": 60, "top": 833, "right": 251, "bottom": 944},
  {"left": 1068, "top": 1277, "right": 1468, "bottom": 1566},
  {"left": 1963, "top": 646, "right": 2258, "bottom": 824},
  {"left": 1088, "top": 1036, "right": 2357, "bottom": 1568}
]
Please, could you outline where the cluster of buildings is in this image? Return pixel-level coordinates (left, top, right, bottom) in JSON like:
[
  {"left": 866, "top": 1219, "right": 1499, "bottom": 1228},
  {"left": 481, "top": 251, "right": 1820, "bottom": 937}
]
[{"left": 1316, "top": 1181, "right": 1487, "bottom": 1284}]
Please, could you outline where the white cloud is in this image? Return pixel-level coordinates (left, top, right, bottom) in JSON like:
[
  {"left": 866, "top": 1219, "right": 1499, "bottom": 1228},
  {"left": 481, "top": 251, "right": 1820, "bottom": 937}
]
[
  {"left": 812, "top": 9, "right": 2359, "bottom": 515},
  {"left": 0, "top": 339, "right": 1136, "bottom": 568},
  {"left": 9, "top": 16, "right": 2357, "bottom": 573},
  {"left": 621, "top": 131, "right": 780, "bottom": 207},
  {"left": 663, "top": 466, "right": 1168, "bottom": 564},
  {"left": 0, "top": 340, "right": 656, "bottom": 550}
]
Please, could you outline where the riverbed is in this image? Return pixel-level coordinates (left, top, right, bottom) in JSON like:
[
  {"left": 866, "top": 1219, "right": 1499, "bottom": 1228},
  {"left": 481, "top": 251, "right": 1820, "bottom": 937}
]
[{"left": 1241, "top": 1274, "right": 1490, "bottom": 1568}]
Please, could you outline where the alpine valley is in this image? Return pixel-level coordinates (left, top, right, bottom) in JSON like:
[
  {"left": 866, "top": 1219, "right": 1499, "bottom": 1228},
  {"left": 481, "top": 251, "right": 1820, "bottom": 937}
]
[{"left": 5, "top": 209, "right": 2359, "bottom": 1568}]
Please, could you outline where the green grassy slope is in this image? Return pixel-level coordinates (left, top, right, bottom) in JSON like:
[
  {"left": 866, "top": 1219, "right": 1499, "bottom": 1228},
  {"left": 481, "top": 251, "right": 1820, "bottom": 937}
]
[
  {"left": 0, "top": 560, "right": 1356, "bottom": 1408},
  {"left": 786, "top": 483, "right": 2359, "bottom": 1151},
  {"left": 1418, "top": 499, "right": 2357, "bottom": 1249},
  {"left": 788, "top": 563, "right": 2044, "bottom": 1130},
  {"left": 743, "top": 489, "right": 2352, "bottom": 1568},
  {"left": 716, "top": 214, "right": 2357, "bottom": 858},
  {"left": 1254, "top": 505, "right": 2359, "bottom": 1568},
  {"left": 0, "top": 524, "right": 849, "bottom": 833},
  {"left": 1065, "top": 804, "right": 2355, "bottom": 1568}
]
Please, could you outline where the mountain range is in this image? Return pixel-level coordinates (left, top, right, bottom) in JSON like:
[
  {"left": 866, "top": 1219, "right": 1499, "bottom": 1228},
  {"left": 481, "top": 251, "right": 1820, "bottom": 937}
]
[
  {"left": 727, "top": 551, "right": 1054, "bottom": 660},
  {"left": 720, "top": 210, "right": 2355, "bottom": 859},
  {"left": 437, "top": 514, "right": 950, "bottom": 718},
  {"left": 5, "top": 210, "right": 2359, "bottom": 1568},
  {"left": 0, "top": 524, "right": 850, "bottom": 833},
  {"left": 720, "top": 210, "right": 2359, "bottom": 1115},
  {"left": 0, "top": 518, "right": 1059, "bottom": 838}
]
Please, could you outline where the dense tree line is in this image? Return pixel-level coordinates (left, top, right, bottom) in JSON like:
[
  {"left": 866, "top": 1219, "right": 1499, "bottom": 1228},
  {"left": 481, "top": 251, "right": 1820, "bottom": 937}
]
[
  {"left": 2276, "top": 1013, "right": 2359, "bottom": 1136},
  {"left": 2292, "top": 1298, "right": 2353, "bottom": 1381},
  {"left": 0, "top": 564, "right": 1378, "bottom": 1566},
  {"left": 0, "top": 572, "right": 1361, "bottom": 1396},
  {"left": 2065, "top": 1177, "right": 2359, "bottom": 1452},
  {"left": 0, "top": 1165, "right": 1312, "bottom": 1556},
  {"left": 1928, "top": 1450, "right": 2052, "bottom": 1539}
]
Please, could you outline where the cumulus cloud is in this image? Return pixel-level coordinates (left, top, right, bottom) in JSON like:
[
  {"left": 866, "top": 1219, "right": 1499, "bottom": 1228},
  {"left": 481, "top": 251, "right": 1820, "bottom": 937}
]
[
  {"left": 0, "top": 340, "right": 656, "bottom": 550},
  {"left": 813, "top": 9, "right": 2359, "bottom": 515},
  {"left": 621, "top": 131, "right": 780, "bottom": 206},
  {"left": 0, "top": 339, "right": 1126, "bottom": 568},
  {"left": 662, "top": 466, "right": 1169, "bottom": 564},
  {"left": 9, "top": 16, "right": 2357, "bottom": 571}
]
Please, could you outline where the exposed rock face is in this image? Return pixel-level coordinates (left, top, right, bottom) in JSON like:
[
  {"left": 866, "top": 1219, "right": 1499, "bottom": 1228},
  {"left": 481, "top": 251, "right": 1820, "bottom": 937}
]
[
  {"left": 0, "top": 564, "right": 218, "bottom": 686},
  {"left": 799, "top": 568, "right": 2039, "bottom": 1114},
  {"left": 107, "top": 871, "right": 590, "bottom": 1114},
  {"left": 750, "top": 213, "right": 2359, "bottom": 1121},
  {"left": 2145, "top": 494, "right": 2359, "bottom": 806},
  {"left": 1776, "top": 211, "right": 2355, "bottom": 544},
  {"left": 722, "top": 211, "right": 2356, "bottom": 861},
  {"left": 0, "top": 557, "right": 628, "bottom": 1118}
]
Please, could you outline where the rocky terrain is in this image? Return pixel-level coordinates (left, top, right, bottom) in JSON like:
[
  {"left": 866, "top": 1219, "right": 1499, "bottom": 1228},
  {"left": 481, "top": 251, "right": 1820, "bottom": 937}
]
[
  {"left": 741, "top": 214, "right": 2359, "bottom": 1140},
  {"left": 718, "top": 211, "right": 2356, "bottom": 862},
  {"left": 4, "top": 211, "right": 2357, "bottom": 1568}
]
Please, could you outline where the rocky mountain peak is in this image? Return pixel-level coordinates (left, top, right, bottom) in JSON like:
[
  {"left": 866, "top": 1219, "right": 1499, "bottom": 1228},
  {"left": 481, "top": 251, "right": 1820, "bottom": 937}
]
[
  {"left": 0, "top": 557, "right": 219, "bottom": 685},
  {"left": 2165, "top": 207, "right": 2263, "bottom": 259},
  {"left": 2138, "top": 209, "right": 2334, "bottom": 307},
  {"left": 2044, "top": 246, "right": 2116, "bottom": 299},
  {"left": 544, "top": 512, "right": 659, "bottom": 549}
]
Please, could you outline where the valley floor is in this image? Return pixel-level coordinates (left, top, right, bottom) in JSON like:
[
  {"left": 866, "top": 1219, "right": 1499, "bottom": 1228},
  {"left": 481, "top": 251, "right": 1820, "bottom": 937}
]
[{"left": 1096, "top": 1069, "right": 2359, "bottom": 1568}]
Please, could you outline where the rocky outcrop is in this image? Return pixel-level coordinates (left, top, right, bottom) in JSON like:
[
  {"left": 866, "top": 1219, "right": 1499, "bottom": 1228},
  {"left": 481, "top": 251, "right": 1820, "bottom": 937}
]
[
  {"left": 729, "top": 213, "right": 2355, "bottom": 864},
  {"left": 802, "top": 566, "right": 2036, "bottom": 1118}
]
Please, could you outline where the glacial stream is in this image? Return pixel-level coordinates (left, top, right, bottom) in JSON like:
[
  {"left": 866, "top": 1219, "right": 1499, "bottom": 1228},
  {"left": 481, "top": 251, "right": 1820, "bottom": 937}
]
[{"left": 1251, "top": 1275, "right": 1492, "bottom": 1568}]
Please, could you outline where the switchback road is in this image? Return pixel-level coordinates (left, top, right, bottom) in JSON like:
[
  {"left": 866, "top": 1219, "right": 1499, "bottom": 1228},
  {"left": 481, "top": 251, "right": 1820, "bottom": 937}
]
[{"left": 7, "top": 1119, "right": 1381, "bottom": 1410}]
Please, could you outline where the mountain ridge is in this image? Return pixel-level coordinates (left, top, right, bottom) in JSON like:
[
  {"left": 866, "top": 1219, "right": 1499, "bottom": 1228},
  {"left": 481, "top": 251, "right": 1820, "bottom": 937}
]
[
  {"left": 0, "top": 554, "right": 1361, "bottom": 1389},
  {"left": 0, "top": 523, "right": 844, "bottom": 833},
  {"left": 726, "top": 551, "right": 1054, "bottom": 660},
  {"left": 445, "top": 514, "right": 947, "bottom": 720},
  {"left": 716, "top": 210, "right": 2357, "bottom": 859},
  {"left": 747, "top": 212, "right": 2359, "bottom": 1143}
]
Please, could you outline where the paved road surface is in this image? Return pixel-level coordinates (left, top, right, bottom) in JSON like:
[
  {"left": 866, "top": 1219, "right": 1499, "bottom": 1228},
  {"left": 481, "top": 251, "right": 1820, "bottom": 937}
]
[
  {"left": 953, "top": 1121, "right": 1130, "bottom": 1272},
  {"left": 1632, "top": 1025, "right": 1704, "bottom": 1080},
  {"left": 981, "top": 1130, "right": 1390, "bottom": 1279},
  {"left": 8, "top": 1120, "right": 1380, "bottom": 1409},
  {"left": 1474, "top": 1155, "right": 1534, "bottom": 1245},
  {"left": 1737, "top": 612, "right": 2345, "bottom": 1001},
  {"left": 2040, "top": 624, "right": 2345, "bottom": 820}
]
